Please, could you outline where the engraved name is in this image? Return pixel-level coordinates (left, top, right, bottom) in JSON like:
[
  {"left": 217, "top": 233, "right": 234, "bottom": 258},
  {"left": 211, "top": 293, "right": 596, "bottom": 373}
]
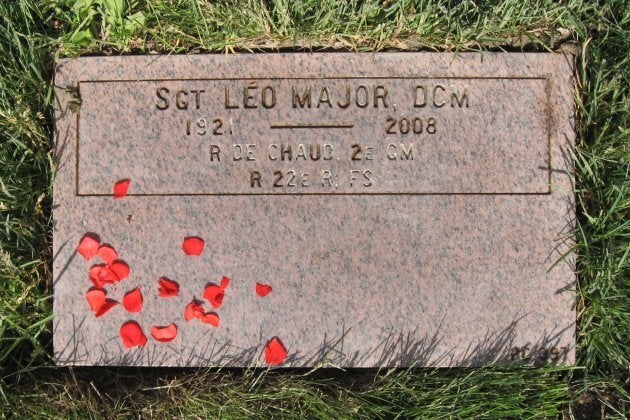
[{"left": 154, "top": 83, "right": 470, "bottom": 111}]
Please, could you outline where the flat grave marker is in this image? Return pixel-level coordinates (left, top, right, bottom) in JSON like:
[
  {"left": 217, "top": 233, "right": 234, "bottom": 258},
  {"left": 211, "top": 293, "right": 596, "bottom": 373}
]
[{"left": 53, "top": 53, "right": 576, "bottom": 367}]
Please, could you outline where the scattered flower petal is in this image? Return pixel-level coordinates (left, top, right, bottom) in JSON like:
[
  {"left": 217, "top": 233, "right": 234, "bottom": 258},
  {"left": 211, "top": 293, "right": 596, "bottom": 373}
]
[
  {"left": 265, "top": 337, "right": 287, "bottom": 366},
  {"left": 184, "top": 300, "right": 205, "bottom": 321},
  {"left": 201, "top": 312, "right": 220, "bottom": 327},
  {"left": 158, "top": 277, "right": 179, "bottom": 297},
  {"left": 122, "top": 287, "right": 143, "bottom": 313},
  {"left": 150, "top": 324, "right": 178, "bottom": 342},
  {"left": 77, "top": 234, "right": 100, "bottom": 260},
  {"left": 114, "top": 179, "right": 131, "bottom": 199},
  {"left": 97, "top": 266, "right": 119, "bottom": 284},
  {"left": 95, "top": 299, "right": 119, "bottom": 318},
  {"left": 182, "top": 237, "right": 204, "bottom": 256},
  {"left": 256, "top": 282, "right": 272, "bottom": 297},
  {"left": 110, "top": 260, "right": 130, "bottom": 281},
  {"left": 89, "top": 264, "right": 107, "bottom": 287},
  {"left": 119, "top": 321, "right": 147, "bottom": 348},
  {"left": 86, "top": 288, "right": 106, "bottom": 312},
  {"left": 96, "top": 244, "right": 118, "bottom": 265},
  {"left": 203, "top": 284, "right": 224, "bottom": 309},
  {"left": 220, "top": 276, "right": 231, "bottom": 290}
]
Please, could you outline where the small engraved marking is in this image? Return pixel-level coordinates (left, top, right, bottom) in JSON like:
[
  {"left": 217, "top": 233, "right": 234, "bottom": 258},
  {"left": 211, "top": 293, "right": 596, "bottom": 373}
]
[{"left": 270, "top": 123, "right": 354, "bottom": 129}]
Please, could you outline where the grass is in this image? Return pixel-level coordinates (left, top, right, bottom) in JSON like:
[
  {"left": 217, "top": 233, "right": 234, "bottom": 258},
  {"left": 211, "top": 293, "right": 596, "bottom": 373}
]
[{"left": 0, "top": 0, "right": 628, "bottom": 417}]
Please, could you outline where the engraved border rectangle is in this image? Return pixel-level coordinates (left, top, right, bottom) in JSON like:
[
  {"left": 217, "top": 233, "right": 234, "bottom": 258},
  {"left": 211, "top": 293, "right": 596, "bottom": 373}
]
[{"left": 76, "top": 76, "right": 552, "bottom": 196}]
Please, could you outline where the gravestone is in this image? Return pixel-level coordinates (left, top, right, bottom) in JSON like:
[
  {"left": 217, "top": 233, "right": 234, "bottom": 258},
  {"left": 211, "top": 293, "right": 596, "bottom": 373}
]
[{"left": 53, "top": 53, "right": 576, "bottom": 367}]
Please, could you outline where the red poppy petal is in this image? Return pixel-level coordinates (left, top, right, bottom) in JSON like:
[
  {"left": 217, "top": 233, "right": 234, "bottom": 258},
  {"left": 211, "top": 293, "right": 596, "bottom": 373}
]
[
  {"left": 96, "top": 244, "right": 118, "bottom": 265},
  {"left": 95, "top": 299, "right": 119, "bottom": 318},
  {"left": 201, "top": 312, "right": 220, "bottom": 327},
  {"left": 255, "top": 282, "right": 272, "bottom": 297},
  {"left": 150, "top": 324, "right": 178, "bottom": 342},
  {"left": 77, "top": 234, "right": 100, "bottom": 260},
  {"left": 220, "top": 276, "right": 230, "bottom": 290},
  {"left": 119, "top": 321, "right": 147, "bottom": 348},
  {"left": 203, "top": 284, "right": 224, "bottom": 309},
  {"left": 122, "top": 287, "right": 143, "bottom": 313},
  {"left": 110, "top": 260, "right": 130, "bottom": 281},
  {"left": 97, "top": 267, "right": 118, "bottom": 285},
  {"left": 113, "top": 179, "right": 131, "bottom": 199},
  {"left": 158, "top": 277, "right": 179, "bottom": 297},
  {"left": 86, "top": 288, "right": 106, "bottom": 312},
  {"left": 184, "top": 301, "right": 205, "bottom": 321},
  {"left": 265, "top": 337, "right": 287, "bottom": 366},
  {"left": 182, "top": 237, "right": 204, "bottom": 256},
  {"left": 89, "top": 264, "right": 107, "bottom": 287}
]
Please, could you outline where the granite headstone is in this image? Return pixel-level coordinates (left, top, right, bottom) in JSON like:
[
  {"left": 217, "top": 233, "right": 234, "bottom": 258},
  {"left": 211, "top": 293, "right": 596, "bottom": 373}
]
[{"left": 53, "top": 53, "right": 576, "bottom": 367}]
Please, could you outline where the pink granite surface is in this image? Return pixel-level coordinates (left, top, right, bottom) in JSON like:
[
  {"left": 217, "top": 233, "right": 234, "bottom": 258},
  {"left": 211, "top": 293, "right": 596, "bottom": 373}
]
[{"left": 53, "top": 53, "right": 576, "bottom": 367}]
